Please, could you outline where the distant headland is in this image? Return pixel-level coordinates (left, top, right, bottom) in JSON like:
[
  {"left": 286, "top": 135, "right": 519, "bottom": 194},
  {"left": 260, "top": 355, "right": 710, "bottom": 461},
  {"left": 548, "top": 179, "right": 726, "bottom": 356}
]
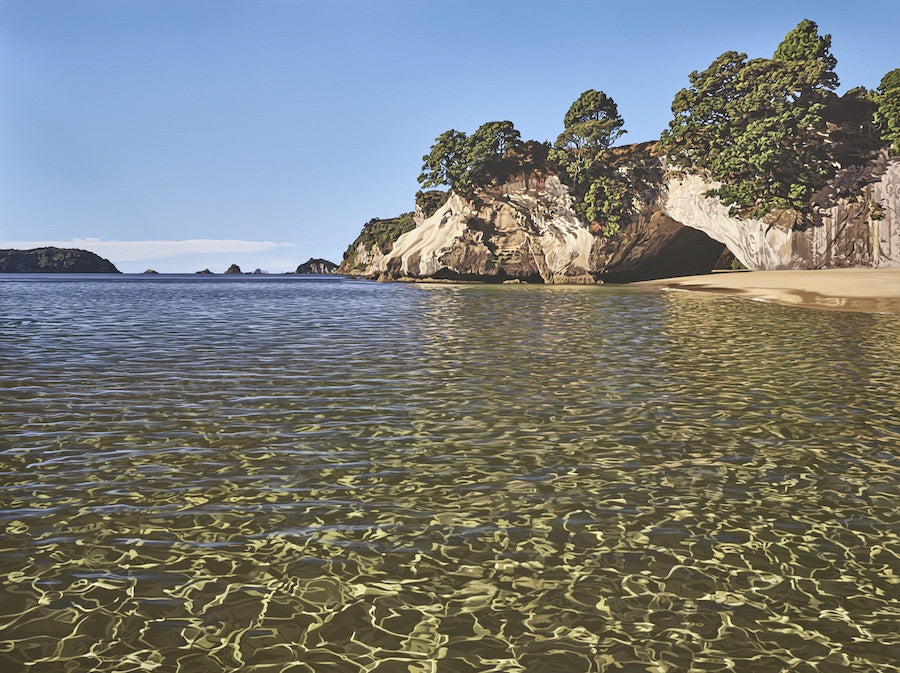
[{"left": 0, "top": 247, "right": 120, "bottom": 274}]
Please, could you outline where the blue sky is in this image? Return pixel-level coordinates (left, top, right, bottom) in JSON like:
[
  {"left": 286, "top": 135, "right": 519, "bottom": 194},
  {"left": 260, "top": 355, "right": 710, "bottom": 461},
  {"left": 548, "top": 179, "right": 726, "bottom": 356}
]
[{"left": 1, "top": 0, "right": 898, "bottom": 273}]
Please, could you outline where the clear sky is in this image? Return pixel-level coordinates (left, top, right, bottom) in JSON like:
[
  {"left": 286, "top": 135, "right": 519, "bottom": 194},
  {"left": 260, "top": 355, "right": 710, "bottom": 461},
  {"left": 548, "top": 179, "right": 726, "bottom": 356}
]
[{"left": 1, "top": 0, "right": 898, "bottom": 273}]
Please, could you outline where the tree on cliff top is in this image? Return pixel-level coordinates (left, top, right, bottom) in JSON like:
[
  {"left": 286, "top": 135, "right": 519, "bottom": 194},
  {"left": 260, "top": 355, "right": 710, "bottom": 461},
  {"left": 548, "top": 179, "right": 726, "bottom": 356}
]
[
  {"left": 418, "top": 129, "right": 470, "bottom": 191},
  {"left": 551, "top": 89, "right": 630, "bottom": 236},
  {"left": 660, "top": 19, "right": 840, "bottom": 218},
  {"left": 418, "top": 121, "right": 529, "bottom": 193},
  {"left": 467, "top": 121, "right": 522, "bottom": 186},
  {"left": 415, "top": 189, "right": 450, "bottom": 218},
  {"left": 551, "top": 89, "right": 626, "bottom": 185},
  {"left": 872, "top": 68, "right": 900, "bottom": 154}
]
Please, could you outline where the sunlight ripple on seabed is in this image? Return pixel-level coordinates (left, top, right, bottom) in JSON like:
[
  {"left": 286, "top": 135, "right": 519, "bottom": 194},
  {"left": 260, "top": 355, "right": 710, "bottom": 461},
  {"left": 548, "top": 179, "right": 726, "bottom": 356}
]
[{"left": 1, "top": 276, "right": 899, "bottom": 672}]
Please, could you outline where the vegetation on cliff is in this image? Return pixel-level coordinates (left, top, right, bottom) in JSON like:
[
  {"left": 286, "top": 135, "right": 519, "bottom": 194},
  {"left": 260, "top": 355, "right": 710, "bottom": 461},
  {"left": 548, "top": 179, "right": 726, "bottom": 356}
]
[
  {"left": 660, "top": 20, "right": 889, "bottom": 219},
  {"left": 413, "top": 19, "right": 893, "bottom": 234},
  {"left": 418, "top": 123, "right": 552, "bottom": 194},
  {"left": 415, "top": 189, "right": 450, "bottom": 218},
  {"left": 873, "top": 69, "right": 900, "bottom": 154},
  {"left": 344, "top": 18, "right": 895, "bottom": 278},
  {"left": 339, "top": 213, "right": 417, "bottom": 271},
  {"left": 549, "top": 89, "right": 632, "bottom": 236},
  {"left": 0, "top": 247, "right": 120, "bottom": 273}
]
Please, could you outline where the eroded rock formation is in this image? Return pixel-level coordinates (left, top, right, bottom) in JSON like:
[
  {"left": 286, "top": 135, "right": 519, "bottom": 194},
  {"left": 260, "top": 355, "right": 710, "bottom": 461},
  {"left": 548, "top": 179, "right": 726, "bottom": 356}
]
[
  {"left": 592, "top": 210, "right": 725, "bottom": 282},
  {"left": 340, "top": 149, "right": 899, "bottom": 283},
  {"left": 384, "top": 177, "right": 595, "bottom": 283},
  {"left": 663, "top": 154, "right": 900, "bottom": 270}
]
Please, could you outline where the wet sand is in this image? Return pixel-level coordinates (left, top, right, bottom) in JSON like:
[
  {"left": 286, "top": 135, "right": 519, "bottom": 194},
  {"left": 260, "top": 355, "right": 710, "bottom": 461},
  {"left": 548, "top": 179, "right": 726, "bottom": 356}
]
[{"left": 641, "top": 268, "right": 900, "bottom": 314}]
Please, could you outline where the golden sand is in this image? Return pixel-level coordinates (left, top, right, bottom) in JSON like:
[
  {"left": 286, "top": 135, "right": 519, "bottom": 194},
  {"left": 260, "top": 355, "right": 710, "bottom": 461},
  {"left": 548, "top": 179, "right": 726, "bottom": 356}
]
[{"left": 641, "top": 268, "right": 900, "bottom": 313}]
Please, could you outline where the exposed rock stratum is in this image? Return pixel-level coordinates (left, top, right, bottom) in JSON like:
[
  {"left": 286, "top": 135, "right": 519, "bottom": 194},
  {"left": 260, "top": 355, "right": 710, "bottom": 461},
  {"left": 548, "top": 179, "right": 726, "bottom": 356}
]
[{"left": 341, "top": 150, "right": 899, "bottom": 282}]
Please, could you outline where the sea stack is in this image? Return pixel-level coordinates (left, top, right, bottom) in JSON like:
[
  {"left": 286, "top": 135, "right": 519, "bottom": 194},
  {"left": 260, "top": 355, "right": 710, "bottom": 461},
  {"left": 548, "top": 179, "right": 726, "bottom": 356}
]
[{"left": 296, "top": 258, "right": 338, "bottom": 274}]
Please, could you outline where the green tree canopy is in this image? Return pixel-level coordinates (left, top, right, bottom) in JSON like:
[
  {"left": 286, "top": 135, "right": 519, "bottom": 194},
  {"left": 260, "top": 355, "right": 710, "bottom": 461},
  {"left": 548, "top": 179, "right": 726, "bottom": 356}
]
[
  {"left": 467, "top": 121, "right": 522, "bottom": 186},
  {"left": 552, "top": 89, "right": 626, "bottom": 183},
  {"left": 660, "top": 20, "right": 841, "bottom": 217},
  {"left": 772, "top": 18, "right": 838, "bottom": 93},
  {"left": 415, "top": 189, "right": 450, "bottom": 218},
  {"left": 549, "top": 89, "right": 631, "bottom": 235},
  {"left": 418, "top": 129, "right": 471, "bottom": 190},
  {"left": 872, "top": 68, "right": 900, "bottom": 154},
  {"left": 418, "top": 121, "right": 529, "bottom": 193}
]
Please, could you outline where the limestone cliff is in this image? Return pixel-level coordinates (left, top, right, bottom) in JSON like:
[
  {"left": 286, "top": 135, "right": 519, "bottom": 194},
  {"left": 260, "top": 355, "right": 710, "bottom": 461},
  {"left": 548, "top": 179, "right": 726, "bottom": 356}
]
[
  {"left": 341, "top": 148, "right": 899, "bottom": 283},
  {"left": 591, "top": 209, "right": 725, "bottom": 282},
  {"left": 662, "top": 153, "right": 900, "bottom": 270},
  {"left": 344, "top": 173, "right": 723, "bottom": 283},
  {"left": 0, "top": 247, "right": 120, "bottom": 273},
  {"left": 383, "top": 176, "right": 595, "bottom": 283}
]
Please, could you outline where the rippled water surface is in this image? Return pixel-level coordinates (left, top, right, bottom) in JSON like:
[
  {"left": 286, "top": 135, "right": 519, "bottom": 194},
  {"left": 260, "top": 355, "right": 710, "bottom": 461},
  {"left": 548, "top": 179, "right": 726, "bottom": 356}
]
[{"left": 1, "top": 274, "right": 899, "bottom": 672}]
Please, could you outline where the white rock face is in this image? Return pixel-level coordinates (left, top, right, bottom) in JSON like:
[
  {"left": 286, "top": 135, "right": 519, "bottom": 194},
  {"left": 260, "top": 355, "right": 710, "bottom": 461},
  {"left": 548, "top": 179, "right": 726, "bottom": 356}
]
[
  {"left": 383, "top": 176, "right": 595, "bottom": 282},
  {"left": 663, "top": 174, "right": 794, "bottom": 270},
  {"left": 871, "top": 160, "right": 900, "bottom": 267},
  {"left": 387, "top": 193, "right": 471, "bottom": 278},
  {"left": 343, "top": 242, "right": 387, "bottom": 275},
  {"left": 662, "top": 159, "right": 900, "bottom": 270}
]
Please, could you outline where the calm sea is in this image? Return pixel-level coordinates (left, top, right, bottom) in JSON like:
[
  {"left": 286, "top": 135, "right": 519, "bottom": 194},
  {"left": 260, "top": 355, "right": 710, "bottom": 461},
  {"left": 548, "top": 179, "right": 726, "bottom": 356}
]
[{"left": 1, "top": 274, "right": 898, "bottom": 673}]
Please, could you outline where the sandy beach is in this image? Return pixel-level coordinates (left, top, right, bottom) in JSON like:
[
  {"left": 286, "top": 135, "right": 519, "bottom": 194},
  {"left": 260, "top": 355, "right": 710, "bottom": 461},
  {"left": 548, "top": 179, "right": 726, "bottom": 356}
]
[{"left": 641, "top": 268, "right": 900, "bottom": 313}]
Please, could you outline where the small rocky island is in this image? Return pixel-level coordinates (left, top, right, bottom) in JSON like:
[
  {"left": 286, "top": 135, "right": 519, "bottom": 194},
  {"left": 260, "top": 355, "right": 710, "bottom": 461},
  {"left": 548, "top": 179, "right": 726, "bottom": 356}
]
[
  {"left": 295, "top": 258, "right": 338, "bottom": 274},
  {"left": 0, "top": 247, "right": 120, "bottom": 273}
]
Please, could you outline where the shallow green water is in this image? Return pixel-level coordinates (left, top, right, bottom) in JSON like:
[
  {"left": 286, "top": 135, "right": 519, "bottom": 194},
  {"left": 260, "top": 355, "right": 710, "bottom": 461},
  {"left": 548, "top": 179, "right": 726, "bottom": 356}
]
[{"left": 1, "top": 275, "right": 898, "bottom": 672}]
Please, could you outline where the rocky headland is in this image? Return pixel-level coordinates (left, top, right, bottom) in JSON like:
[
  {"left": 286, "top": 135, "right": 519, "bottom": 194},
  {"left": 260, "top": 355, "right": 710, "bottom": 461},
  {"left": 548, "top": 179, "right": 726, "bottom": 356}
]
[
  {"left": 340, "top": 148, "right": 899, "bottom": 283},
  {"left": 0, "top": 247, "right": 120, "bottom": 273},
  {"left": 340, "top": 21, "right": 899, "bottom": 284}
]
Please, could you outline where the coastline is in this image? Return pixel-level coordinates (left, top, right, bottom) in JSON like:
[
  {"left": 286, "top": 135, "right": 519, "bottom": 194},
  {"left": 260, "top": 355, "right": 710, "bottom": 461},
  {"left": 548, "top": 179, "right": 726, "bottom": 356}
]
[{"left": 640, "top": 268, "right": 900, "bottom": 314}]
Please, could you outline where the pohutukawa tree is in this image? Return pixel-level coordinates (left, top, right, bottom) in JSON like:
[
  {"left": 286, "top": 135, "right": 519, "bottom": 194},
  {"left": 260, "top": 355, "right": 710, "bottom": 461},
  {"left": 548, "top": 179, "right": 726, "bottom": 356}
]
[
  {"left": 872, "top": 68, "right": 900, "bottom": 154},
  {"left": 418, "top": 129, "right": 471, "bottom": 192},
  {"left": 551, "top": 89, "right": 626, "bottom": 184},
  {"left": 418, "top": 121, "right": 550, "bottom": 194},
  {"left": 466, "top": 121, "right": 522, "bottom": 186},
  {"left": 551, "top": 89, "right": 631, "bottom": 235},
  {"left": 661, "top": 19, "right": 840, "bottom": 217}
]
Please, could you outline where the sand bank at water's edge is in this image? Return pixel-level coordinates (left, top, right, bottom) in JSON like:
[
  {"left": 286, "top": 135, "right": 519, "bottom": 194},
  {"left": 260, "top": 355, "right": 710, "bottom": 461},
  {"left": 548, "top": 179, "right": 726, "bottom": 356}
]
[{"left": 639, "top": 268, "right": 900, "bottom": 314}]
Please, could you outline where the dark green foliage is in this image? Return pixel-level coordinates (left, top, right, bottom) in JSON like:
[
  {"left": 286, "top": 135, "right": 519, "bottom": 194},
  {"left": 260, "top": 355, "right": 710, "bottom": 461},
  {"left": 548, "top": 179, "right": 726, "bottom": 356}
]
[
  {"left": 417, "top": 121, "right": 548, "bottom": 194},
  {"left": 660, "top": 20, "right": 841, "bottom": 217},
  {"left": 341, "top": 213, "right": 416, "bottom": 263},
  {"left": 550, "top": 89, "right": 626, "bottom": 185},
  {"left": 550, "top": 89, "right": 632, "bottom": 234},
  {"left": 823, "top": 87, "right": 881, "bottom": 167},
  {"left": 467, "top": 121, "right": 521, "bottom": 187},
  {"left": 415, "top": 189, "right": 450, "bottom": 218},
  {"left": 0, "top": 247, "right": 120, "bottom": 273},
  {"left": 872, "top": 68, "right": 900, "bottom": 154},
  {"left": 418, "top": 130, "right": 470, "bottom": 191},
  {"left": 583, "top": 170, "right": 631, "bottom": 237}
]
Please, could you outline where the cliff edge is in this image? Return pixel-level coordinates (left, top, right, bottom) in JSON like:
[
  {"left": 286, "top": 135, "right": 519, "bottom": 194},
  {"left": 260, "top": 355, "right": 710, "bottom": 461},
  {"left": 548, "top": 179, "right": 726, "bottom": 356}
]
[{"left": 662, "top": 153, "right": 900, "bottom": 270}]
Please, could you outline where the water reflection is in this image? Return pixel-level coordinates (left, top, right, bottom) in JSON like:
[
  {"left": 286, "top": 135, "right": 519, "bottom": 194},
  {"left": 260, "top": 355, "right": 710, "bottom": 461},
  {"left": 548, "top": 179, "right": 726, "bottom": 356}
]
[{"left": 1, "top": 277, "right": 898, "bottom": 672}]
